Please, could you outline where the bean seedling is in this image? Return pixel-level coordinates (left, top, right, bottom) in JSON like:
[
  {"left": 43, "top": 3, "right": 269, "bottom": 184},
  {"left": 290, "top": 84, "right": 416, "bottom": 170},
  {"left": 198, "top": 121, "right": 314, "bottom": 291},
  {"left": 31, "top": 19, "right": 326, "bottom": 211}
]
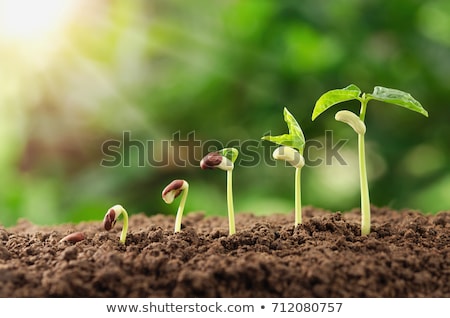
[
  {"left": 200, "top": 148, "right": 239, "bottom": 235},
  {"left": 312, "top": 84, "right": 428, "bottom": 235},
  {"left": 103, "top": 204, "right": 129, "bottom": 244},
  {"left": 162, "top": 179, "right": 189, "bottom": 233},
  {"left": 262, "top": 107, "right": 306, "bottom": 226}
]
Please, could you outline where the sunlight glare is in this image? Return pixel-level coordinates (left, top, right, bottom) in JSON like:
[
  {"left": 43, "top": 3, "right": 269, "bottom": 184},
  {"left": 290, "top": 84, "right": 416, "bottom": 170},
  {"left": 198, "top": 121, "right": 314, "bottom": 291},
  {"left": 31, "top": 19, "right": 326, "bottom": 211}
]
[{"left": 0, "top": 0, "right": 76, "bottom": 41}]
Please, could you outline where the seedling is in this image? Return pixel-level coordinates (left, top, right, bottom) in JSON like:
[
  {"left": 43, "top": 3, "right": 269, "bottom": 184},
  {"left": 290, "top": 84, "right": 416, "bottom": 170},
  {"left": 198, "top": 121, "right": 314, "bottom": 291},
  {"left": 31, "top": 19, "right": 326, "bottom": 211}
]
[
  {"left": 312, "top": 84, "right": 428, "bottom": 235},
  {"left": 200, "top": 148, "right": 239, "bottom": 235},
  {"left": 103, "top": 204, "right": 129, "bottom": 244},
  {"left": 262, "top": 107, "right": 306, "bottom": 226},
  {"left": 162, "top": 179, "right": 189, "bottom": 233}
]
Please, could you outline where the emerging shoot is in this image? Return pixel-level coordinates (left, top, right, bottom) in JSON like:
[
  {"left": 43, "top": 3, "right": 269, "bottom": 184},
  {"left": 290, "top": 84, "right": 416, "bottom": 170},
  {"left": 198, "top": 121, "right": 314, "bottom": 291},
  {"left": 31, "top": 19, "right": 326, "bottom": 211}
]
[
  {"left": 312, "top": 84, "right": 428, "bottom": 235},
  {"left": 262, "top": 107, "right": 306, "bottom": 226},
  {"left": 162, "top": 179, "right": 189, "bottom": 233},
  {"left": 103, "top": 204, "right": 129, "bottom": 244},
  {"left": 200, "top": 148, "right": 239, "bottom": 235}
]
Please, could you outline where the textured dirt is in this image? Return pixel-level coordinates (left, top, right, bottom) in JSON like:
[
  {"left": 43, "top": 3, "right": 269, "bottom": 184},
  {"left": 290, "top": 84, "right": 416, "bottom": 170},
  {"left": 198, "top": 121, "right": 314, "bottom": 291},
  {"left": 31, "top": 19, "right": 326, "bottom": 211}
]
[{"left": 0, "top": 206, "right": 449, "bottom": 297}]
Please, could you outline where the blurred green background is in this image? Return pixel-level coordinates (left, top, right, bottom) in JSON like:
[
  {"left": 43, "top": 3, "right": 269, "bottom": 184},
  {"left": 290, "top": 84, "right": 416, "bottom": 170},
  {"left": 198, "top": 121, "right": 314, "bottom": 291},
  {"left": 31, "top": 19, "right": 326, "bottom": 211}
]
[{"left": 0, "top": 0, "right": 449, "bottom": 226}]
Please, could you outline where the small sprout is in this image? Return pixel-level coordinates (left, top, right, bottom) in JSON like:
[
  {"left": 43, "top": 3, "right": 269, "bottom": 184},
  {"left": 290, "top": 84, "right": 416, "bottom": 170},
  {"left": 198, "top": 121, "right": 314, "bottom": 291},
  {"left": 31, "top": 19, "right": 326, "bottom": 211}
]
[
  {"left": 262, "top": 107, "right": 306, "bottom": 226},
  {"left": 200, "top": 148, "right": 239, "bottom": 235},
  {"left": 59, "top": 232, "right": 85, "bottom": 243},
  {"left": 162, "top": 179, "right": 189, "bottom": 233},
  {"left": 312, "top": 84, "right": 428, "bottom": 235},
  {"left": 200, "top": 151, "right": 234, "bottom": 171},
  {"left": 103, "top": 204, "right": 129, "bottom": 244}
]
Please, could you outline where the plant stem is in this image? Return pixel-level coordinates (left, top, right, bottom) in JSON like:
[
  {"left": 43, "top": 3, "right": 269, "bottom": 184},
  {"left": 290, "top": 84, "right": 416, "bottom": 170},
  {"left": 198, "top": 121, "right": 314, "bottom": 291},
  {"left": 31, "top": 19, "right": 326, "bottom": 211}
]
[
  {"left": 294, "top": 167, "right": 302, "bottom": 226},
  {"left": 119, "top": 210, "right": 129, "bottom": 244},
  {"left": 359, "top": 94, "right": 368, "bottom": 121},
  {"left": 358, "top": 134, "right": 371, "bottom": 235},
  {"left": 227, "top": 170, "right": 236, "bottom": 235},
  {"left": 174, "top": 187, "right": 188, "bottom": 233},
  {"left": 359, "top": 98, "right": 370, "bottom": 235}
]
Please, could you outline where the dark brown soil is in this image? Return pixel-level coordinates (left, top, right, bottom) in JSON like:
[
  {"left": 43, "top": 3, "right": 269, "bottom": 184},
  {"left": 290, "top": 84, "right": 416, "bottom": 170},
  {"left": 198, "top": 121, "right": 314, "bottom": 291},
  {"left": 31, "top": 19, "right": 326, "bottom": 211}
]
[{"left": 0, "top": 206, "right": 449, "bottom": 297}]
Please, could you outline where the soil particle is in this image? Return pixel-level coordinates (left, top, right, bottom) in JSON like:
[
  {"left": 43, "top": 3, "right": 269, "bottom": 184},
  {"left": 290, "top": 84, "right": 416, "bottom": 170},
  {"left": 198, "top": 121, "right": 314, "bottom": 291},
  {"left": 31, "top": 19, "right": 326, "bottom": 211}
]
[{"left": 0, "top": 206, "right": 449, "bottom": 297}]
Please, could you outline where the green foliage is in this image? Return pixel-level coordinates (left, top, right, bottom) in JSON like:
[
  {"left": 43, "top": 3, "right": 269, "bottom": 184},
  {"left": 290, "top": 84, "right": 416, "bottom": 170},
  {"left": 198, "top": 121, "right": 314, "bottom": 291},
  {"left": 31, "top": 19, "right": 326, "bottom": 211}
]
[
  {"left": 262, "top": 108, "right": 306, "bottom": 154},
  {"left": 313, "top": 84, "right": 428, "bottom": 120},
  {"left": 367, "top": 87, "right": 429, "bottom": 117},
  {"left": 312, "top": 85, "right": 362, "bottom": 120}
]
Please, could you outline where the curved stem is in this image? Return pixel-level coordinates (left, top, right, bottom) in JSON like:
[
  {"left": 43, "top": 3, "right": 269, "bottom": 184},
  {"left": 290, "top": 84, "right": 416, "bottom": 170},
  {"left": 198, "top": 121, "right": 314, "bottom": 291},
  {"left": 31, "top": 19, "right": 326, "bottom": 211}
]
[
  {"left": 174, "top": 187, "right": 188, "bottom": 233},
  {"left": 294, "top": 167, "right": 302, "bottom": 226},
  {"left": 358, "top": 133, "right": 371, "bottom": 235},
  {"left": 119, "top": 210, "right": 129, "bottom": 244},
  {"left": 227, "top": 170, "right": 236, "bottom": 235}
]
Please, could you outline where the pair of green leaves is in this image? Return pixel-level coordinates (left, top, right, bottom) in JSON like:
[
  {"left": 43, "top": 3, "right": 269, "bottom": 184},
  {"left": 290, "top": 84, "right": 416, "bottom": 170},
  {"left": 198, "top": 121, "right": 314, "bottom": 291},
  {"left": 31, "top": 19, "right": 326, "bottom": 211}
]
[
  {"left": 312, "top": 84, "right": 429, "bottom": 120},
  {"left": 219, "top": 148, "right": 239, "bottom": 163},
  {"left": 261, "top": 107, "right": 306, "bottom": 154}
]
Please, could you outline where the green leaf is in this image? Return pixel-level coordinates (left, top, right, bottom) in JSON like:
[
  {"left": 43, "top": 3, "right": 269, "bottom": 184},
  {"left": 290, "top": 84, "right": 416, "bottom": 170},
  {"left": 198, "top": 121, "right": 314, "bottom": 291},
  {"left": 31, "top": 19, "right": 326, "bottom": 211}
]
[
  {"left": 367, "top": 86, "right": 429, "bottom": 117},
  {"left": 261, "top": 107, "right": 305, "bottom": 153},
  {"left": 283, "top": 107, "right": 305, "bottom": 148},
  {"left": 219, "top": 148, "right": 239, "bottom": 163},
  {"left": 312, "top": 84, "right": 361, "bottom": 120}
]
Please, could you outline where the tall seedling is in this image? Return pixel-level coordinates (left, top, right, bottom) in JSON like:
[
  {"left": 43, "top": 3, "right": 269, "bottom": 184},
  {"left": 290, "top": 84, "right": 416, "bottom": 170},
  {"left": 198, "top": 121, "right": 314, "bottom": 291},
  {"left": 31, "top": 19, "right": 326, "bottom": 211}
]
[{"left": 312, "top": 85, "right": 428, "bottom": 235}]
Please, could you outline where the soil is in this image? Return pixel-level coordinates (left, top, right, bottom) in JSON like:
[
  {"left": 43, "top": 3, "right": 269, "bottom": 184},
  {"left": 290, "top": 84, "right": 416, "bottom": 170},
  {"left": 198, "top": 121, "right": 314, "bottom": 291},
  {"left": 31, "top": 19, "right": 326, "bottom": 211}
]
[{"left": 0, "top": 206, "right": 449, "bottom": 298}]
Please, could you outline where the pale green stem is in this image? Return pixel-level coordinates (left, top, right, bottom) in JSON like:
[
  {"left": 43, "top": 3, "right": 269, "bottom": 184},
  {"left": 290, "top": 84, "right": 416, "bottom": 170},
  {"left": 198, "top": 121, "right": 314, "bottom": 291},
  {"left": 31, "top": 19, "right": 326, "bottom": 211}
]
[
  {"left": 174, "top": 187, "right": 188, "bottom": 233},
  {"left": 358, "top": 133, "right": 371, "bottom": 235},
  {"left": 359, "top": 94, "right": 368, "bottom": 121},
  {"left": 119, "top": 210, "right": 129, "bottom": 244},
  {"left": 358, "top": 97, "right": 370, "bottom": 235},
  {"left": 227, "top": 169, "right": 236, "bottom": 235},
  {"left": 294, "top": 167, "right": 302, "bottom": 226}
]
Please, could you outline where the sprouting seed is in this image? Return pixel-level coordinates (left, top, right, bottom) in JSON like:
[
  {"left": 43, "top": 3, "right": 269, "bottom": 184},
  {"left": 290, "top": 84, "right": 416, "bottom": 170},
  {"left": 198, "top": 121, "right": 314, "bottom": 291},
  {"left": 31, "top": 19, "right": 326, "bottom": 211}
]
[
  {"left": 103, "top": 204, "right": 129, "bottom": 244},
  {"left": 162, "top": 179, "right": 189, "bottom": 233},
  {"left": 200, "top": 148, "right": 238, "bottom": 235}
]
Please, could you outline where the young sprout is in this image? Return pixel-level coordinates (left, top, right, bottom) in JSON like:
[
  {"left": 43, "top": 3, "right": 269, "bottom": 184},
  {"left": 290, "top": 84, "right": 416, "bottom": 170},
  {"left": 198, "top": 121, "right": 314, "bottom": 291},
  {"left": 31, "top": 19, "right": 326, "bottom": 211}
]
[
  {"left": 200, "top": 148, "right": 239, "bottom": 235},
  {"left": 262, "top": 107, "right": 306, "bottom": 226},
  {"left": 162, "top": 179, "right": 189, "bottom": 233},
  {"left": 103, "top": 204, "right": 129, "bottom": 244},
  {"left": 312, "top": 84, "right": 428, "bottom": 235}
]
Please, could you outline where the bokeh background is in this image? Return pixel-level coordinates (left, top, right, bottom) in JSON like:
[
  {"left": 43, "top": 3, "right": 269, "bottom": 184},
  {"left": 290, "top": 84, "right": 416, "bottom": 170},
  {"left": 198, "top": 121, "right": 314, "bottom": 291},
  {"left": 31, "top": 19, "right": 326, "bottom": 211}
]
[{"left": 0, "top": 0, "right": 449, "bottom": 226}]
